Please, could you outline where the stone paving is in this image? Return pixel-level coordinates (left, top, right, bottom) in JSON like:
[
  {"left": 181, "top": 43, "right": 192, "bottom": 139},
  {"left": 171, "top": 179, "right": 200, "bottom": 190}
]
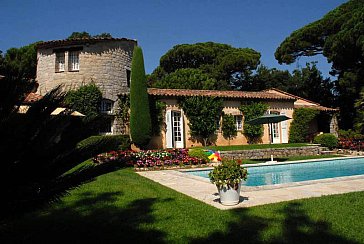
[{"left": 137, "top": 161, "right": 364, "bottom": 210}]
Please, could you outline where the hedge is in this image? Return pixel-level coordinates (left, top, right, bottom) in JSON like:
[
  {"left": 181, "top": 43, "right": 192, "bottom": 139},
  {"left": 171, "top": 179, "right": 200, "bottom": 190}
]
[{"left": 77, "top": 135, "right": 131, "bottom": 157}]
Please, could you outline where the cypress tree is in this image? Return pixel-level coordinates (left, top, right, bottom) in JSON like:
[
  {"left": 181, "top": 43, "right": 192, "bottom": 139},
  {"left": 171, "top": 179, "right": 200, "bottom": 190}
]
[{"left": 130, "top": 46, "right": 152, "bottom": 148}]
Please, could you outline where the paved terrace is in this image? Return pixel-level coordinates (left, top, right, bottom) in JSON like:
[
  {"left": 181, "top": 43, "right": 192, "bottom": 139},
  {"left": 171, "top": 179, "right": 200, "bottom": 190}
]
[{"left": 137, "top": 157, "right": 364, "bottom": 210}]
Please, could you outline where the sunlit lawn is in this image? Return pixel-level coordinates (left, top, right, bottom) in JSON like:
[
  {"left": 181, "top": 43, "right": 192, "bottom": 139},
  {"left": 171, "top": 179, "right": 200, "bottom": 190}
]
[{"left": 1, "top": 167, "right": 363, "bottom": 243}]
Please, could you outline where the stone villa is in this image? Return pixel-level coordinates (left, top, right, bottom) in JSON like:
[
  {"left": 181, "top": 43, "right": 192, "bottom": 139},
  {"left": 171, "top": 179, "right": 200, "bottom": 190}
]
[
  {"left": 36, "top": 37, "right": 137, "bottom": 134},
  {"left": 35, "top": 37, "right": 338, "bottom": 149}
]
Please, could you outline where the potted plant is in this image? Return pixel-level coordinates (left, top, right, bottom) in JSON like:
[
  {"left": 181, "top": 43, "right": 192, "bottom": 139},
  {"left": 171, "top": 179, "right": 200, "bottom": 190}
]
[{"left": 208, "top": 160, "right": 248, "bottom": 205}]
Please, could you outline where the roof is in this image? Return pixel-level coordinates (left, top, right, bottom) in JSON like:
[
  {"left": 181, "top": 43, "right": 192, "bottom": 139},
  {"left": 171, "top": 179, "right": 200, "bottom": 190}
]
[
  {"left": 264, "top": 88, "right": 339, "bottom": 112},
  {"left": 19, "top": 105, "right": 85, "bottom": 116},
  {"left": 23, "top": 93, "right": 43, "bottom": 104},
  {"left": 147, "top": 88, "right": 295, "bottom": 101},
  {"left": 37, "top": 37, "right": 137, "bottom": 49}
]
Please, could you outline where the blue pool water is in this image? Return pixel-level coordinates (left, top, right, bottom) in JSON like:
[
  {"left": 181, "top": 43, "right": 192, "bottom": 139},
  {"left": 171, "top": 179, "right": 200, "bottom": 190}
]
[{"left": 185, "top": 158, "right": 364, "bottom": 186}]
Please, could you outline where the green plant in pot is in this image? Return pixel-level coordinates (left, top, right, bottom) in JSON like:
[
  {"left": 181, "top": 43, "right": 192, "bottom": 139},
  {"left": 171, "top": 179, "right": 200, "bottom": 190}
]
[{"left": 208, "top": 160, "right": 248, "bottom": 205}]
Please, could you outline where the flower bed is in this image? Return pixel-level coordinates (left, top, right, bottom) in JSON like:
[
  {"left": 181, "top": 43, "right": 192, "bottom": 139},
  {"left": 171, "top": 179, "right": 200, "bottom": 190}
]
[
  {"left": 339, "top": 138, "right": 364, "bottom": 151},
  {"left": 93, "top": 148, "right": 209, "bottom": 170}
]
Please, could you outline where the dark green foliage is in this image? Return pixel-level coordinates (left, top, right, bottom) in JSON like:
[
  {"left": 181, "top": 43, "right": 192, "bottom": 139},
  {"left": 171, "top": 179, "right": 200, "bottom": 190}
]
[
  {"left": 149, "top": 97, "right": 166, "bottom": 136},
  {"left": 77, "top": 135, "right": 131, "bottom": 153},
  {"left": 208, "top": 160, "right": 248, "bottom": 188},
  {"left": 275, "top": 0, "right": 364, "bottom": 128},
  {"left": 151, "top": 68, "right": 218, "bottom": 90},
  {"left": 179, "top": 96, "right": 223, "bottom": 146},
  {"left": 64, "top": 83, "right": 102, "bottom": 119},
  {"left": 0, "top": 86, "right": 125, "bottom": 218},
  {"left": 116, "top": 94, "right": 130, "bottom": 134},
  {"left": 250, "top": 63, "right": 336, "bottom": 107},
  {"left": 0, "top": 43, "right": 37, "bottom": 80},
  {"left": 130, "top": 46, "right": 152, "bottom": 148},
  {"left": 249, "top": 65, "right": 292, "bottom": 91},
  {"left": 222, "top": 114, "right": 237, "bottom": 144},
  {"left": 354, "top": 88, "right": 364, "bottom": 133},
  {"left": 93, "top": 33, "right": 112, "bottom": 38},
  {"left": 240, "top": 102, "right": 269, "bottom": 143},
  {"left": 188, "top": 148, "right": 210, "bottom": 161},
  {"left": 150, "top": 42, "right": 260, "bottom": 90},
  {"left": 313, "top": 133, "right": 338, "bottom": 149},
  {"left": 67, "top": 32, "right": 113, "bottom": 40},
  {"left": 67, "top": 31, "right": 92, "bottom": 39},
  {"left": 338, "top": 129, "right": 363, "bottom": 139},
  {"left": 289, "top": 108, "right": 319, "bottom": 143}
]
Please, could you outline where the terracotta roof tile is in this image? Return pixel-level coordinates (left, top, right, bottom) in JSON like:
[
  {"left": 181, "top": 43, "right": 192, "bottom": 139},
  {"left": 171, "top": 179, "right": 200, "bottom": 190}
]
[
  {"left": 147, "top": 88, "right": 295, "bottom": 101},
  {"left": 24, "top": 93, "right": 43, "bottom": 104},
  {"left": 37, "top": 37, "right": 137, "bottom": 49},
  {"left": 294, "top": 104, "right": 339, "bottom": 112}
]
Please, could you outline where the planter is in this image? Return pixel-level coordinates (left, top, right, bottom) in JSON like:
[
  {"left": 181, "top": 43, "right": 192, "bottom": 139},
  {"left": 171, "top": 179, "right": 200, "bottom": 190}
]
[{"left": 217, "top": 182, "right": 241, "bottom": 206}]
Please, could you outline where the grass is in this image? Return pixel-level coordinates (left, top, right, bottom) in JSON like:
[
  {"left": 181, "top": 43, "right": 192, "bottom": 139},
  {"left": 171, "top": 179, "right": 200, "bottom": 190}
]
[
  {"left": 1, "top": 167, "right": 363, "bottom": 243},
  {"left": 242, "top": 154, "right": 344, "bottom": 164},
  {"left": 199, "top": 143, "right": 312, "bottom": 151}
]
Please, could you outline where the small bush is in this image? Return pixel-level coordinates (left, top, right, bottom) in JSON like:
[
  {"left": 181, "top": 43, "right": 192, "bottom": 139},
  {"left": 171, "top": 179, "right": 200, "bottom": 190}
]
[
  {"left": 188, "top": 148, "right": 209, "bottom": 161},
  {"left": 313, "top": 133, "right": 338, "bottom": 149},
  {"left": 77, "top": 135, "right": 131, "bottom": 156}
]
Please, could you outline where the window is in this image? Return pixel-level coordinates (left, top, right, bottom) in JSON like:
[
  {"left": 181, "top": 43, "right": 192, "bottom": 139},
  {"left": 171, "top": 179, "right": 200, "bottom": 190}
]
[
  {"left": 99, "top": 117, "right": 113, "bottom": 134},
  {"left": 69, "top": 51, "right": 79, "bottom": 71},
  {"left": 55, "top": 52, "right": 65, "bottom": 72},
  {"left": 100, "top": 99, "right": 114, "bottom": 113},
  {"left": 234, "top": 115, "right": 243, "bottom": 131},
  {"left": 126, "top": 69, "right": 131, "bottom": 87}
]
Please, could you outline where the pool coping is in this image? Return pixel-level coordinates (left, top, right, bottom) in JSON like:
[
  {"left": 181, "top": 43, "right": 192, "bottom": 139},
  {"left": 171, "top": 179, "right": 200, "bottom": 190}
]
[{"left": 136, "top": 156, "right": 364, "bottom": 210}]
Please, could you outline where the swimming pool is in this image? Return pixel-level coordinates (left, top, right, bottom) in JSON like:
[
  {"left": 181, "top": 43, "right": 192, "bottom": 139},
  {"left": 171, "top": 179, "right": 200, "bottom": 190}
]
[{"left": 185, "top": 157, "right": 364, "bottom": 186}]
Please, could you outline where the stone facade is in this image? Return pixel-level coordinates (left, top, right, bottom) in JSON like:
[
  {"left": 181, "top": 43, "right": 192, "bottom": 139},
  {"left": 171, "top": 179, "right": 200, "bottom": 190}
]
[{"left": 36, "top": 38, "right": 137, "bottom": 134}]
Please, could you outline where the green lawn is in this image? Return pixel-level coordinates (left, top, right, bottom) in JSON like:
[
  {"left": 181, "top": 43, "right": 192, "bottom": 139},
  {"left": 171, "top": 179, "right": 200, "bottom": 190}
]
[
  {"left": 199, "top": 143, "right": 312, "bottom": 151},
  {"left": 1, "top": 167, "right": 363, "bottom": 243}
]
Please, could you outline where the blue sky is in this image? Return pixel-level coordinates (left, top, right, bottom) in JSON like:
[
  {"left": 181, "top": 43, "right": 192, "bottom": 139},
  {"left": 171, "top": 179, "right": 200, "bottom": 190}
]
[{"left": 0, "top": 0, "right": 346, "bottom": 77}]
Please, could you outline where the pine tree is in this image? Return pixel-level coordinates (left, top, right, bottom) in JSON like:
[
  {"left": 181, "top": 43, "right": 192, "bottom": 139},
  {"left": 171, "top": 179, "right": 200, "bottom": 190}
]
[{"left": 130, "top": 46, "right": 152, "bottom": 148}]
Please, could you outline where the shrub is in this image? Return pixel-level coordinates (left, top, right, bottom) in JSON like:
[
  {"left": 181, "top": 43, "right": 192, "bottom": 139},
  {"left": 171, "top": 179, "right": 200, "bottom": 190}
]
[
  {"left": 77, "top": 135, "right": 131, "bottom": 155},
  {"left": 289, "top": 108, "right": 319, "bottom": 143},
  {"left": 222, "top": 114, "right": 237, "bottom": 144},
  {"left": 208, "top": 159, "right": 248, "bottom": 189},
  {"left": 179, "top": 96, "right": 223, "bottom": 146},
  {"left": 64, "top": 83, "right": 102, "bottom": 118},
  {"left": 188, "top": 148, "right": 210, "bottom": 161},
  {"left": 130, "top": 46, "right": 152, "bottom": 148},
  {"left": 313, "top": 133, "right": 338, "bottom": 149},
  {"left": 240, "top": 102, "right": 268, "bottom": 143}
]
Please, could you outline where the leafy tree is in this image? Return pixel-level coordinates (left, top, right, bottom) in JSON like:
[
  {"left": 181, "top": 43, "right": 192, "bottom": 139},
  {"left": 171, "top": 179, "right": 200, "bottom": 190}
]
[
  {"left": 222, "top": 114, "right": 237, "bottom": 145},
  {"left": 275, "top": 0, "right": 364, "bottom": 129},
  {"left": 67, "top": 31, "right": 92, "bottom": 40},
  {"left": 150, "top": 42, "right": 260, "bottom": 90},
  {"left": 130, "top": 46, "right": 152, "bottom": 148},
  {"left": 67, "top": 32, "right": 113, "bottom": 40},
  {"left": 179, "top": 96, "right": 223, "bottom": 146},
  {"left": 0, "top": 43, "right": 37, "bottom": 81},
  {"left": 289, "top": 108, "right": 319, "bottom": 143},
  {"left": 240, "top": 102, "right": 268, "bottom": 143},
  {"left": 93, "top": 33, "right": 112, "bottom": 38},
  {"left": 289, "top": 63, "right": 336, "bottom": 106},
  {"left": 151, "top": 68, "right": 218, "bottom": 90},
  {"left": 64, "top": 83, "right": 103, "bottom": 119},
  {"left": 250, "top": 65, "right": 292, "bottom": 91}
]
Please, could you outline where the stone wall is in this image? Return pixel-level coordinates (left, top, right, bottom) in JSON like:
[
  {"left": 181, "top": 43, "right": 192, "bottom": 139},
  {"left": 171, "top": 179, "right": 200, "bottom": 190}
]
[
  {"left": 220, "top": 146, "right": 321, "bottom": 159},
  {"left": 36, "top": 39, "right": 136, "bottom": 134}
]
